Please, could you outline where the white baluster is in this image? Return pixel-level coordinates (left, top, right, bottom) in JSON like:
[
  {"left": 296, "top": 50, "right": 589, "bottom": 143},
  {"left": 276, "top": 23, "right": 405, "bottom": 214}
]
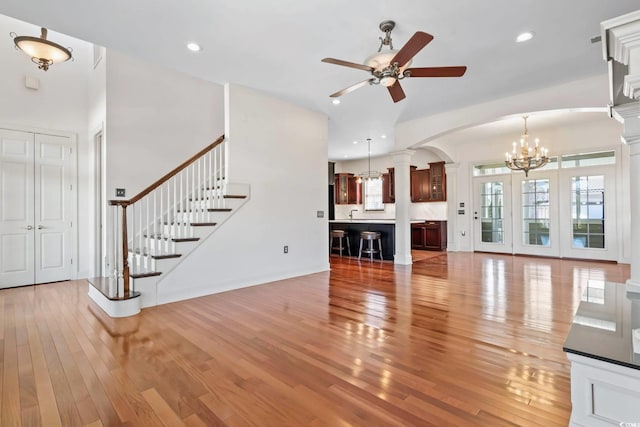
[
  {"left": 153, "top": 191, "right": 157, "bottom": 260},
  {"left": 173, "top": 176, "right": 177, "bottom": 241}
]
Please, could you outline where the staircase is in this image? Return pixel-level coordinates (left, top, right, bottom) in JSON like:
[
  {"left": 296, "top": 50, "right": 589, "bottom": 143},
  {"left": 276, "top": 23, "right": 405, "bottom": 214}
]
[{"left": 88, "top": 135, "right": 249, "bottom": 317}]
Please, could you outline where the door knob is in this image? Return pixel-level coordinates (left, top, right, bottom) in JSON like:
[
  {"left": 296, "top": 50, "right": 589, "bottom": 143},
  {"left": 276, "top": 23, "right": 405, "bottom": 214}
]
[
  {"left": 37, "top": 225, "right": 44, "bottom": 230},
  {"left": 26, "top": 225, "right": 33, "bottom": 230}
]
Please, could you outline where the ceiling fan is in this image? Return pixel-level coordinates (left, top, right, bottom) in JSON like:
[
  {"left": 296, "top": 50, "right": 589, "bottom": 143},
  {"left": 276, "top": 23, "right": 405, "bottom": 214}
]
[{"left": 322, "top": 20, "right": 467, "bottom": 103}]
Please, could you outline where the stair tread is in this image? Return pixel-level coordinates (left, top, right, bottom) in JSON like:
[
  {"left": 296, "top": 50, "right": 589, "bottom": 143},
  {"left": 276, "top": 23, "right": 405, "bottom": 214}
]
[
  {"left": 165, "top": 221, "right": 217, "bottom": 226},
  {"left": 144, "top": 234, "right": 200, "bottom": 242},
  {"left": 176, "top": 207, "right": 234, "bottom": 212},
  {"left": 130, "top": 271, "right": 162, "bottom": 279},
  {"left": 191, "top": 193, "right": 245, "bottom": 200},
  {"left": 129, "top": 250, "right": 182, "bottom": 259},
  {"left": 88, "top": 277, "right": 142, "bottom": 301}
]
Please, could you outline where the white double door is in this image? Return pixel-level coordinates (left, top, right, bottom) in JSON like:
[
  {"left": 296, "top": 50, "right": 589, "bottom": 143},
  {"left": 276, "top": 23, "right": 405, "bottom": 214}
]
[
  {"left": 0, "top": 129, "right": 75, "bottom": 288},
  {"left": 473, "top": 166, "right": 616, "bottom": 261}
]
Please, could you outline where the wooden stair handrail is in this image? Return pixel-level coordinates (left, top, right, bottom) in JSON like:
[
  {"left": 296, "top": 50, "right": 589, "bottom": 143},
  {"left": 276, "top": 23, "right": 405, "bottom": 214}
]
[
  {"left": 107, "top": 134, "right": 225, "bottom": 299},
  {"left": 108, "top": 134, "right": 224, "bottom": 207}
]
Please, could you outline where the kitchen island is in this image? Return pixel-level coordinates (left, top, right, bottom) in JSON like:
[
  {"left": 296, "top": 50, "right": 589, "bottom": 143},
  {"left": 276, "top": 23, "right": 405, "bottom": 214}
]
[
  {"left": 563, "top": 281, "right": 640, "bottom": 426},
  {"left": 329, "top": 220, "right": 396, "bottom": 260},
  {"left": 330, "top": 219, "right": 427, "bottom": 261}
]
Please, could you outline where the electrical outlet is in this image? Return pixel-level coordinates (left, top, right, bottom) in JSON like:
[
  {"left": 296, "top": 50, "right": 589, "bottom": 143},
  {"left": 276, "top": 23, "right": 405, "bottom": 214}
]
[
  {"left": 317, "top": 210, "right": 324, "bottom": 218},
  {"left": 284, "top": 245, "right": 288, "bottom": 254},
  {"left": 116, "top": 188, "right": 126, "bottom": 197}
]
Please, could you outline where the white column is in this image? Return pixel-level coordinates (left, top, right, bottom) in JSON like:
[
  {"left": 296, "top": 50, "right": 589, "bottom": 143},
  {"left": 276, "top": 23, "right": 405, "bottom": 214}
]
[
  {"left": 618, "top": 112, "right": 640, "bottom": 292},
  {"left": 444, "top": 163, "right": 459, "bottom": 252},
  {"left": 393, "top": 149, "right": 414, "bottom": 265},
  {"left": 602, "top": 12, "right": 640, "bottom": 292}
]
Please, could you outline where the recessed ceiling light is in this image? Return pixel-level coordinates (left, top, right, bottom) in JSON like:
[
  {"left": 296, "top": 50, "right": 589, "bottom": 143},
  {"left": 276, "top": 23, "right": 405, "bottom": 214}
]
[
  {"left": 353, "top": 140, "right": 358, "bottom": 144},
  {"left": 187, "top": 42, "right": 201, "bottom": 52},
  {"left": 332, "top": 99, "right": 341, "bottom": 105},
  {"left": 380, "top": 134, "right": 387, "bottom": 139},
  {"left": 516, "top": 32, "right": 534, "bottom": 43},
  {"left": 344, "top": 154, "right": 349, "bottom": 158}
]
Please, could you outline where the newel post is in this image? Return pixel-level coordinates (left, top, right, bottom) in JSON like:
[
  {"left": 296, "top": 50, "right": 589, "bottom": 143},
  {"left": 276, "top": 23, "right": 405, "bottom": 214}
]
[
  {"left": 109, "top": 199, "right": 131, "bottom": 298},
  {"left": 120, "top": 203, "right": 130, "bottom": 297}
]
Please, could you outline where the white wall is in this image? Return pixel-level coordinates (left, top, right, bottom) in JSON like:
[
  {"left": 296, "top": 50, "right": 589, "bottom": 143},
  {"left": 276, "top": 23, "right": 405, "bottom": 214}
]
[
  {"left": 105, "top": 50, "right": 225, "bottom": 199},
  {"left": 395, "top": 74, "right": 610, "bottom": 153},
  {"left": 156, "top": 83, "right": 329, "bottom": 302},
  {"left": 0, "top": 15, "right": 94, "bottom": 278},
  {"left": 442, "top": 115, "right": 629, "bottom": 261},
  {"left": 87, "top": 46, "right": 106, "bottom": 277}
]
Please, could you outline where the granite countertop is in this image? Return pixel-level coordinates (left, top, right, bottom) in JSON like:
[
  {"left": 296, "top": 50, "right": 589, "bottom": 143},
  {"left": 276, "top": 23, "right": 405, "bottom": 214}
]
[{"left": 563, "top": 280, "right": 640, "bottom": 370}]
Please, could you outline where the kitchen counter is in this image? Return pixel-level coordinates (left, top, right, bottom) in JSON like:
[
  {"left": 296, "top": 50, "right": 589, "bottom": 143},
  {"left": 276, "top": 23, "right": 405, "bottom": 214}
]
[
  {"left": 330, "top": 219, "right": 430, "bottom": 224},
  {"left": 562, "top": 281, "right": 640, "bottom": 425},
  {"left": 564, "top": 280, "right": 640, "bottom": 370}
]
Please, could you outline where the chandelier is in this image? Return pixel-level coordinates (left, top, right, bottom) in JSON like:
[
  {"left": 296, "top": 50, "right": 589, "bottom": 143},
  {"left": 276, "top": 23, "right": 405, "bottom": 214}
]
[
  {"left": 356, "top": 138, "right": 382, "bottom": 183},
  {"left": 11, "top": 27, "right": 73, "bottom": 71},
  {"left": 505, "top": 116, "right": 549, "bottom": 177}
]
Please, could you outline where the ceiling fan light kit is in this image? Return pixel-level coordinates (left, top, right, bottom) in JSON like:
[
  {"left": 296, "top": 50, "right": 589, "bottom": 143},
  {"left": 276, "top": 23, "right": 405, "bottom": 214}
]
[{"left": 322, "top": 20, "right": 467, "bottom": 102}]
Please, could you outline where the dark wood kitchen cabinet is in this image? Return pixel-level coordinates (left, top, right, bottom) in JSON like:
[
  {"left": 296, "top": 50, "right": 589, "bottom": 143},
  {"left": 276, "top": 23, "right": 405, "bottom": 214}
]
[
  {"left": 334, "top": 173, "right": 361, "bottom": 205},
  {"left": 410, "top": 168, "right": 431, "bottom": 202},
  {"left": 411, "top": 221, "right": 447, "bottom": 250},
  {"left": 411, "top": 162, "right": 446, "bottom": 202},
  {"left": 428, "top": 161, "right": 446, "bottom": 201}
]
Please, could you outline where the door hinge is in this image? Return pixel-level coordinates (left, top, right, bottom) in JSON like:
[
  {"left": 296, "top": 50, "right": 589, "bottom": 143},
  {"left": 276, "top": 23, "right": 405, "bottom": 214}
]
[
  {"left": 69, "top": 184, "right": 72, "bottom": 191},
  {"left": 70, "top": 258, "right": 73, "bottom": 265},
  {"left": 69, "top": 147, "right": 72, "bottom": 154},
  {"left": 70, "top": 221, "right": 72, "bottom": 227}
]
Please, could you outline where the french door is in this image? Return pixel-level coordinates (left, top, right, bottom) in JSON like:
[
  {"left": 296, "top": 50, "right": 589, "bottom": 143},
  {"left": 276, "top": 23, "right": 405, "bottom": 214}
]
[
  {"left": 512, "top": 171, "right": 560, "bottom": 257},
  {"left": 558, "top": 166, "right": 616, "bottom": 261},
  {"left": 473, "top": 165, "right": 617, "bottom": 261},
  {"left": 0, "top": 129, "right": 75, "bottom": 288},
  {"left": 474, "top": 176, "right": 512, "bottom": 253}
]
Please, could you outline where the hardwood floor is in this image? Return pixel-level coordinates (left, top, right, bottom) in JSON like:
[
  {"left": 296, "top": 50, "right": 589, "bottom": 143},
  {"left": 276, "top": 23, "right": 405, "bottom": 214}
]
[{"left": 0, "top": 253, "right": 630, "bottom": 426}]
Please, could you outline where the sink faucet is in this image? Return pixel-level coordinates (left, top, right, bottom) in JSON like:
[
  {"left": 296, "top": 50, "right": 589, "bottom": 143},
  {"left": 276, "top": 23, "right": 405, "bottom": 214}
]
[{"left": 349, "top": 209, "right": 358, "bottom": 220}]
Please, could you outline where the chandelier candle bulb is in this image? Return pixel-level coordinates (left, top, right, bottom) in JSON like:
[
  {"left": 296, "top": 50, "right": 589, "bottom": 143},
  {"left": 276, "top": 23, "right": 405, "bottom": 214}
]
[{"left": 505, "top": 116, "right": 549, "bottom": 177}]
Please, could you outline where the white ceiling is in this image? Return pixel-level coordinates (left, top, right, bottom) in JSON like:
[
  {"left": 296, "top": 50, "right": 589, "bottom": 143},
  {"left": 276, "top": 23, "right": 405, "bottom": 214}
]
[{"left": 1, "top": 1, "right": 637, "bottom": 160}]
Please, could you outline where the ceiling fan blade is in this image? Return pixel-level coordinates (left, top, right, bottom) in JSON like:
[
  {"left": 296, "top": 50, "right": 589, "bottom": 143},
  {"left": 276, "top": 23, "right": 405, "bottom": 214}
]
[
  {"left": 387, "top": 81, "right": 406, "bottom": 103},
  {"left": 404, "top": 66, "right": 467, "bottom": 78},
  {"left": 391, "top": 31, "right": 434, "bottom": 68},
  {"left": 322, "top": 57, "right": 374, "bottom": 72},
  {"left": 329, "top": 79, "right": 375, "bottom": 98}
]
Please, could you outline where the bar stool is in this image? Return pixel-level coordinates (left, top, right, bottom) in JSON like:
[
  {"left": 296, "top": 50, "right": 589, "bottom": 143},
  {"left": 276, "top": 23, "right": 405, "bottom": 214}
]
[
  {"left": 330, "top": 230, "right": 351, "bottom": 257},
  {"left": 358, "top": 231, "right": 383, "bottom": 261}
]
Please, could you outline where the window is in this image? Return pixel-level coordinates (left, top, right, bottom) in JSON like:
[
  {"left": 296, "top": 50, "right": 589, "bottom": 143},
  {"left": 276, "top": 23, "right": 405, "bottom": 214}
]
[
  {"left": 474, "top": 157, "right": 557, "bottom": 176},
  {"left": 561, "top": 151, "right": 615, "bottom": 168},
  {"left": 480, "top": 182, "right": 504, "bottom": 243},
  {"left": 473, "top": 163, "right": 511, "bottom": 176},
  {"left": 364, "top": 179, "right": 384, "bottom": 211},
  {"left": 571, "top": 175, "right": 605, "bottom": 249}
]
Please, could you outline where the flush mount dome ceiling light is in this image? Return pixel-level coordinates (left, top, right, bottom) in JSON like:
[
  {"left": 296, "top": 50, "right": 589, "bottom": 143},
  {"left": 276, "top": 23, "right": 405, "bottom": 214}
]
[{"left": 11, "top": 27, "right": 72, "bottom": 71}]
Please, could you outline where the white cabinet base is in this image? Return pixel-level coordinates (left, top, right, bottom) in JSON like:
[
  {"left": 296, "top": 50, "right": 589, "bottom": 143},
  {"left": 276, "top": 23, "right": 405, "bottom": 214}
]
[{"left": 567, "top": 353, "right": 640, "bottom": 426}]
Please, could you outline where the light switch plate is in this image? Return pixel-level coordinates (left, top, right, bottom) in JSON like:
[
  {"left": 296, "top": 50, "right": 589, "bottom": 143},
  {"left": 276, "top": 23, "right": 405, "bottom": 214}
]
[
  {"left": 116, "top": 188, "right": 126, "bottom": 197},
  {"left": 317, "top": 210, "right": 324, "bottom": 218}
]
